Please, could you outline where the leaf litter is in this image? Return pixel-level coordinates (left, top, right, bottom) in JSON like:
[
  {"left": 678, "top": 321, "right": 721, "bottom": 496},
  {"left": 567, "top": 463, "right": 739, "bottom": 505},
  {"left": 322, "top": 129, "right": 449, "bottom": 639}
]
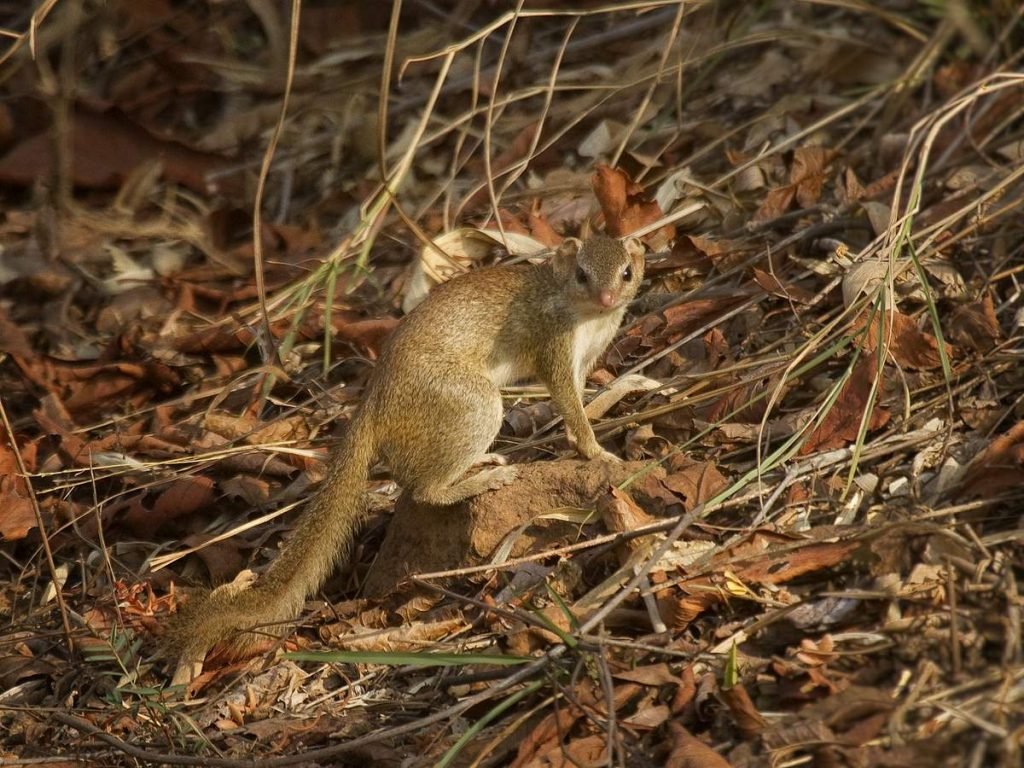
[{"left": 0, "top": 2, "right": 1022, "bottom": 767}]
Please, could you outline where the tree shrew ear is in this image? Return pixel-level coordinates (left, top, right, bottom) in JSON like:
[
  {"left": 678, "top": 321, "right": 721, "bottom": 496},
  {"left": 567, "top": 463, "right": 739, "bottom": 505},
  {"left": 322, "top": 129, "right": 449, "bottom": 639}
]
[
  {"left": 554, "top": 237, "right": 583, "bottom": 275},
  {"left": 623, "top": 236, "right": 644, "bottom": 260}
]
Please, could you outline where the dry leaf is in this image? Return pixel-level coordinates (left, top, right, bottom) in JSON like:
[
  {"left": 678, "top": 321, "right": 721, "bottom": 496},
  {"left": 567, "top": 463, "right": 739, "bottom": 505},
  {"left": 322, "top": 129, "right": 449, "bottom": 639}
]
[
  {"left": 0, "top": 107, "right": 236, "bottom": 195},
  {"left": 855, "top": 309, "right": 952, "bottom": 370},
  {"left": 720, "top": 683, "right": 767, "bottom": 740},
  {"left": 753, "top": 268, "right": 815, "bottom": 304},
  {"left": 790, "top": 146, "right": 836, "bottom": 208},
  {"left": 661, "top": 457, "right": 729, "bottom": 511},
  {"left": 753, "top": 185, "right": 796, "bottom": 223},
  {"left": 666, "top": 722, "right": 734, "bottom": 768},
  {"left": 800, "top": 355, "right": 890, "bottom": 455},
  {"left": 402, "top": 228, "right": 548, "bottom": 312},
  {"left": 957, "top": 421, "right": 1024, "bottom": 500},
  {"left": 948, "top": 293, "right": 1001, "bottom": 353},
  {"left": 0, "top": 430, "right": 37, "bottom": 541},
  {"left": 591, "top": 163, "right": 676, "bottom": 247}
]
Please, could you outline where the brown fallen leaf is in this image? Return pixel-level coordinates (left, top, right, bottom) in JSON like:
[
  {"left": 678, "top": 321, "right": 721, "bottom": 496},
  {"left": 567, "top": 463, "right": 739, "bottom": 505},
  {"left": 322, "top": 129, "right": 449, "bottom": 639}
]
[
  {"left": 591, "top": 164, "right": 676, "bottom": 247},
  {"left": 0, "top": 428, "right": 37, "bottom": 541},
  {"left": 705, "top": 368, "right": 793, "bottom": 426},
  {"left": 795, "top": 634, "right": 836, "bottom": 666},
  {"left": 666, "top": 722, "right": 734, "bottom": 768},
  {"left": 0, "top": 483, "right": 35, "bottom": 542},
  {"left": 753, "top": 184, "right": 796, "bottom": 224},
  {"left": 601, "top": 486, "right": 659, "bottom": 535},
  {"left": 854, "top": 309, "right": 952, "bottom": 371},
  {"left": 752, "top": 267, "right": 816, "bottom": 304},
  {"left": 179, "top": 535, "right": 246, "bottom": 585},
  {"left": 800, "top": 355, "right": 890, "bottom": 455},
  {"left": 956, "top": 421, "right": 1024, "bottom": 500},
  {"left": 661, "top": 235, "right": 717, "bottom": 278},
  {"left": 527, "top": 206, "right": 563, "bottom": 248},
  {"left": 332, "top": 316, "right": 400, "bottom": 359},
  {"left": 660, "top": 457, "right": 729, "bottom": 512},
  {"left": 842, "top": 166, "right": 866, "bottom": 203},
  {"left": 153, "top": 476, "right": 216, "bottom": 520},
  {"left": 720, "top": 683, "right": 768, "bottom": 740},
  {"left": 790, "top": 146, "right": 837, "bottom": 208},
  {"left": 660, "top": 295, "right": 750, "bottom": 341},
  {"left": 219, "top": 475, "right": 273, "bottom": 507},
  {"left": 947, "top": 293, "right": 1001, "bottom": 353},
  {"left": 0, "top": 107, "right": 237, "bottom": 195},
  {"left": 671, "top": 533, "right": 860, "bottom": 628},
  {"left": 723, "top": 537, "right": 860, "bottom": 586},
  {"left": 203, "top": 411, "right": 311, "bottom": 446},
  {"left": 123, "top": 476, "right": 215, "bottom": 539},
  {"left": 0, "top": 305, "right": 36, "bottom": 359},
  {"left": 613, "top": 662, "right": 680, "bottom": 687},
  {"left": 510, "top": 693, "right": 586, "bottom": 768},
  {"left": 670, "top": 665, "right": 697, "bottom": 714},
  {"left": 622, "top": 703, "right": 671, "bottom": 730}
]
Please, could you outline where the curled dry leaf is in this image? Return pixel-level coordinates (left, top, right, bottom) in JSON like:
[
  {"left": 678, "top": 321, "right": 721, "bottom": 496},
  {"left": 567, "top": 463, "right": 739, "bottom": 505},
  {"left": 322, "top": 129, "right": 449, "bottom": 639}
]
[
  {"left": 496, "top": 208, "right": 564, "bottom": 249},
  {"left": 795, "top": 634, "right": 836, "bottom": 666},
  {"left": 402, "top": 227, "right": 548, "bottom": 312},
  {"left": 583, "top": 373, "right": 662, "bottom": 420},
  {"left": 671, "top": 665, "right": 698, "bottom": 714},
  {"left": 600, "top": 487, "right": 660, "bottom": 559},
  {"left": 666, "top": 722, "right": 734, "bottom": 768},
  {"left": 720, "top": 683, "right": 768, "bottom": 740},
  {"left": 591, "top": 164, "right": 676, "bottom": 249},
  {"left": 842, "top": 166, "right": 866, "bottom": 203},
  {"left": 503, "top": 400, "right": 557, "bottom": 439}
]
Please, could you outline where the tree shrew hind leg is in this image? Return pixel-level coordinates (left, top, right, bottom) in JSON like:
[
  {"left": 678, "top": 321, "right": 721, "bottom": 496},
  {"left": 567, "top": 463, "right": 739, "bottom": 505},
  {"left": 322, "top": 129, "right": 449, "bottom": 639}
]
[{"left": 395, "top": 374, "right": 519, "bottom": 506}]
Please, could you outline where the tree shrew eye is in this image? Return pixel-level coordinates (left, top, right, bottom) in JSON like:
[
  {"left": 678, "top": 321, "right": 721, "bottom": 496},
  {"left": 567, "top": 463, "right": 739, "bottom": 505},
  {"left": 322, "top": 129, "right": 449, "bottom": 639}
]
[
  {"left": 622, "top": 265, "right": 633, "bottom": 281},
  {"left": 575, "top": 266, "right": 587, "bottom": 284}
]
